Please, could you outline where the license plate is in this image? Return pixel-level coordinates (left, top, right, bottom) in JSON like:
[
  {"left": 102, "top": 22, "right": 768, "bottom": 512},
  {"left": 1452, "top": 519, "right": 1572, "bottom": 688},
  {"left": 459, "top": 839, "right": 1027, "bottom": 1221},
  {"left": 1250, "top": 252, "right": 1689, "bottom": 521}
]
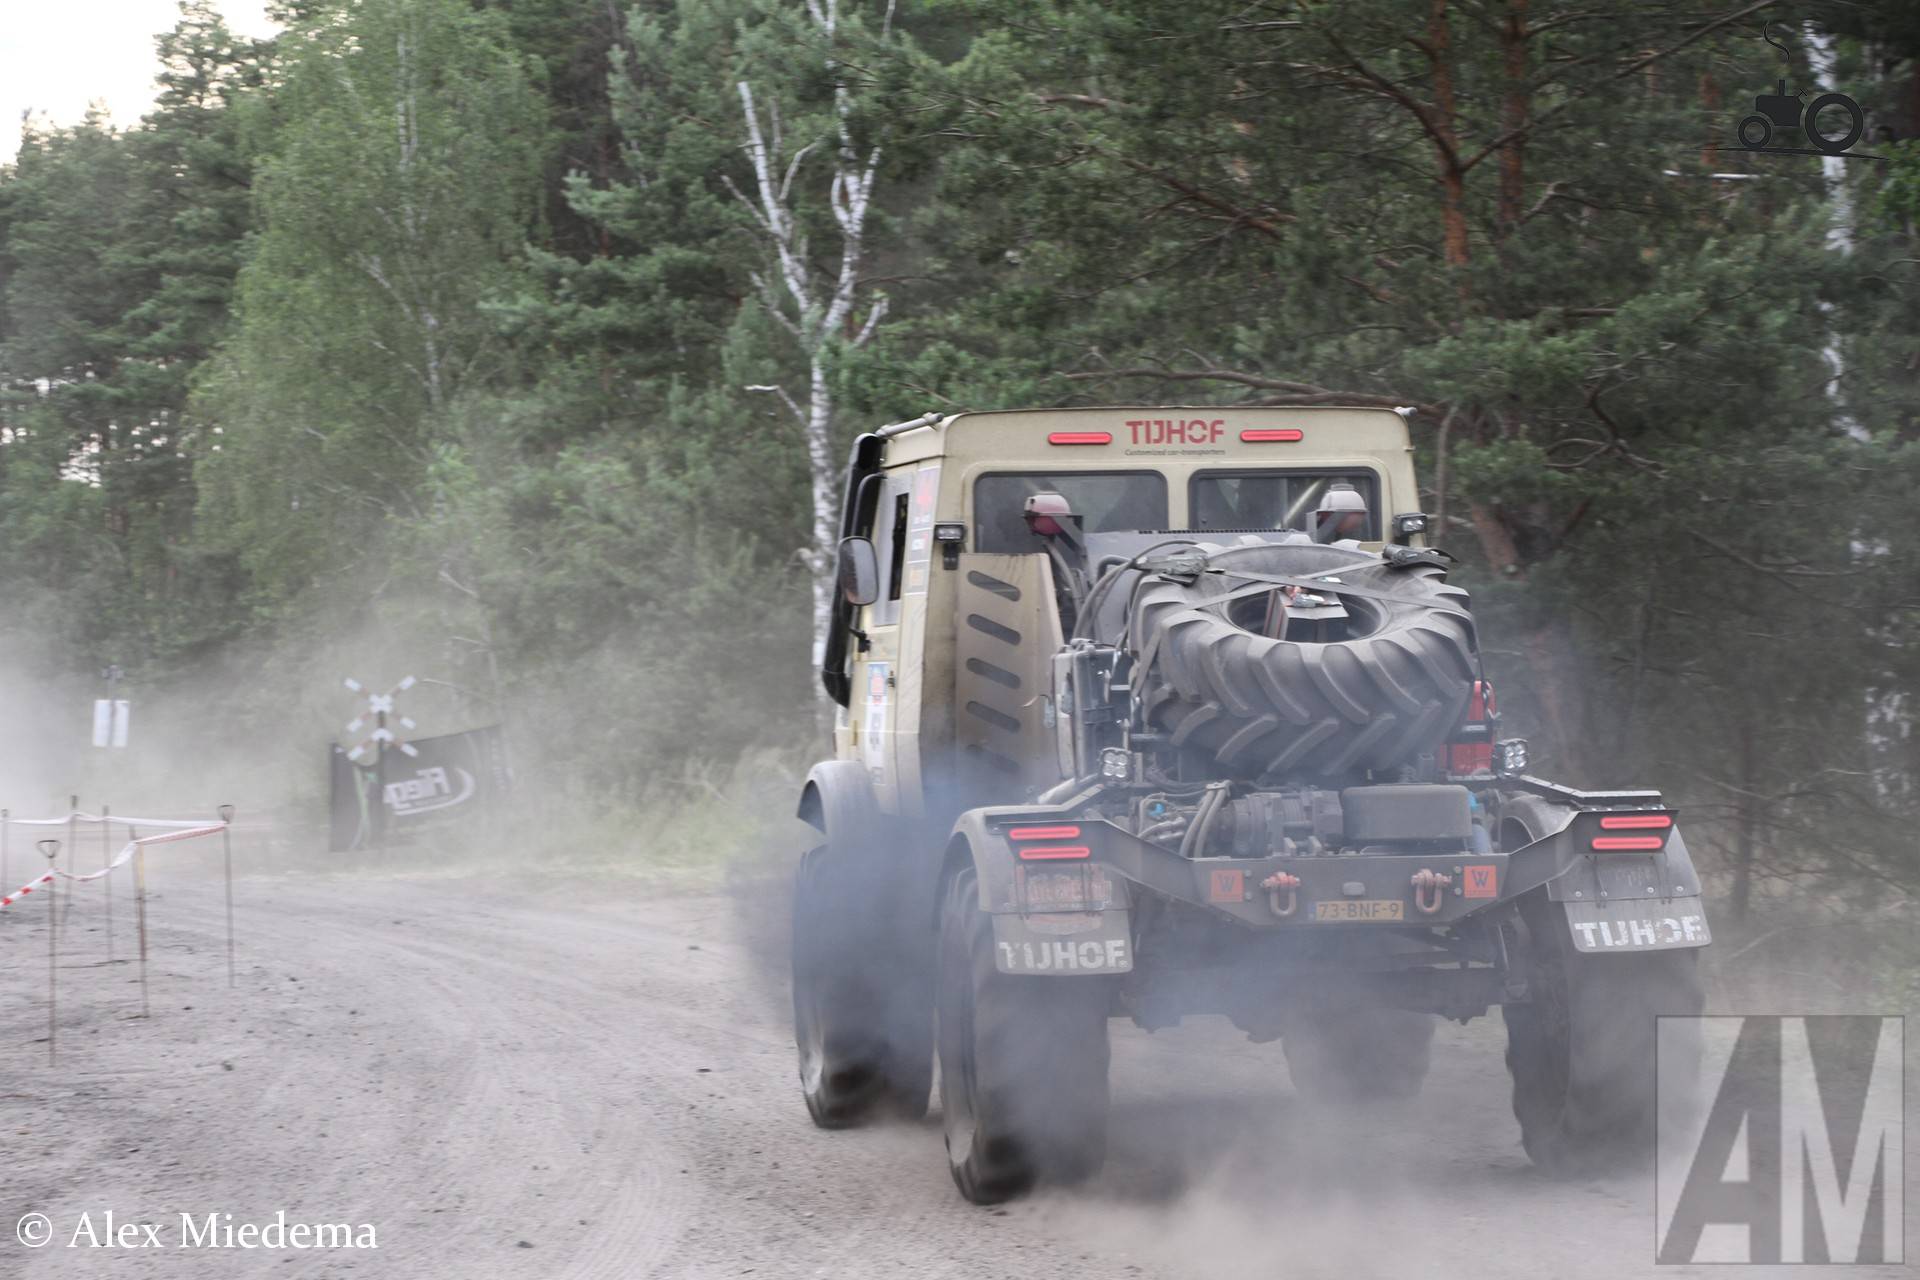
[
  {"left": 1017, "top": 866, "right": 1113, "bottom": 912},
  {"left": 1313, "top": 899, "right": 1405, "bottom": 922}
]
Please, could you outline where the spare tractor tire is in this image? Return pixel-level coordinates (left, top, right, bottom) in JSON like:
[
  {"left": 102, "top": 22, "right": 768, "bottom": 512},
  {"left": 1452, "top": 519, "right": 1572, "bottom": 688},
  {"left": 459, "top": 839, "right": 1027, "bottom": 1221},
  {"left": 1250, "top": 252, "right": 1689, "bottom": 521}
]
[{"left": 1131, "top": 541, "right": 1477, "bottom": 779}]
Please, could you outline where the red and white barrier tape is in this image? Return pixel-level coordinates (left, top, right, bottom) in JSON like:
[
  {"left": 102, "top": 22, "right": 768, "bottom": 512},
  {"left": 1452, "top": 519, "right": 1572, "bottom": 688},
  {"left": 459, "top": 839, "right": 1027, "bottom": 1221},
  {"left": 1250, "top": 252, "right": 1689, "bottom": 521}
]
[
  {"left": 1, "top": 872, "right": 55, "bottom": 908},
  {"left": 57, "top": 844, "right": 138, "bottom": 884},
  {"left": 125, "top": 823, "right": 227, "bottom": 847},
  {"left": 95, "top": 815, "right": 222, "bottom": 830},
  {"left": 3, "top": 811, "right": 223, "bottom": 831},
  {"left": 2, "top": 823, "right": 226, "bottom": 906}
]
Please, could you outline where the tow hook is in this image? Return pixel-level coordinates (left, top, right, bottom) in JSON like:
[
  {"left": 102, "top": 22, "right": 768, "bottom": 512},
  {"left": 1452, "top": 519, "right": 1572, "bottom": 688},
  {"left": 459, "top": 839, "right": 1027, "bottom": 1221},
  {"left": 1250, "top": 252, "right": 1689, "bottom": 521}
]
[
  {"left": 1410, "top": 869, "right": 1452, "bottom": 915},
  {"left": 1261, "top": 871, "right": 1300, "bottom": 918}
]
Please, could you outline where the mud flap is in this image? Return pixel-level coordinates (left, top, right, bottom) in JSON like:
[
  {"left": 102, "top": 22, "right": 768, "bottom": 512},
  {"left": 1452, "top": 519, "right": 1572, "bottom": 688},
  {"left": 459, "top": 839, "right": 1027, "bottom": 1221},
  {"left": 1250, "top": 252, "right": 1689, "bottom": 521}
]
[
  {"left": 990, "top": 911, "right": 1133, "bottom": 975},
  {"left": 1560, "top": 897, "right": 1711, "bottom": 953}
]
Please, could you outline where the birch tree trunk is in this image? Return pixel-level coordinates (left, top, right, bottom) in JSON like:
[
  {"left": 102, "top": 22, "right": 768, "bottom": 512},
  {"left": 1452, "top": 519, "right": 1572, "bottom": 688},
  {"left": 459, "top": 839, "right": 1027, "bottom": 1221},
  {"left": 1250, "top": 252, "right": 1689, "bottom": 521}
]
[{"left": 728, "top": 0, "right": 891, "bottom": 695}]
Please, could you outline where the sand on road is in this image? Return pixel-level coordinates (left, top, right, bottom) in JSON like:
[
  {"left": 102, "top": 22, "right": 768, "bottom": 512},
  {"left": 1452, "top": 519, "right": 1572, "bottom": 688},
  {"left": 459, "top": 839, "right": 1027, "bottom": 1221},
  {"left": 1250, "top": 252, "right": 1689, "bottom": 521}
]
[{"left": 0, "top": 865, "right": 1909, "bottom": 1279}]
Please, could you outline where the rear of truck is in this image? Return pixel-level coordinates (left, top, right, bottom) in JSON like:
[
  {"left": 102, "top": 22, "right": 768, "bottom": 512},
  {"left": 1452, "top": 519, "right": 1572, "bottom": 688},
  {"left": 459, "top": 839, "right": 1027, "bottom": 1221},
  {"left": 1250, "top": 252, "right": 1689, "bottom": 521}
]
[{"left": 797, "top": 405, "right": 1709, "bottom": 1202}]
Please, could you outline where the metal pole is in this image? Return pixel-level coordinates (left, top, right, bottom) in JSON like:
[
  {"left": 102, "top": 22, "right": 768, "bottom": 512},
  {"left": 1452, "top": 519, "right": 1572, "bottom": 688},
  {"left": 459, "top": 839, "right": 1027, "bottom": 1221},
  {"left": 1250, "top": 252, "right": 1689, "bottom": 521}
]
[
  {"left": 64, "top": 795, "right": 76, "bottom": 922},
  {"left": 131, "top": 826, "right": 149, "bottom": 1019},
  {"left": 376, "top": 709, "right": 388, "bottom": 854},
  {"left": 218, "top": 805, "right": 236, "bottom": 987},
  {"left": 38, "top": 839, "right": 58, "bottom": 1065},
  {"left": 102, "top": 803, "right": 114, "bottom": 962},
  {"left": 2, "top": 809, "right": 9, "bottom": 895}
]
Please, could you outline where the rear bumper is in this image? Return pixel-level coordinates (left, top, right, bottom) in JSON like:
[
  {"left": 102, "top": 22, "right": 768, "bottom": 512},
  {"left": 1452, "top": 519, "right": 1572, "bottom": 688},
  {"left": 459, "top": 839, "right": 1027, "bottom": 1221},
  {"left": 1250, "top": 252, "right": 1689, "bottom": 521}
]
[
  {"left": 956, "top": 798, "right": 1711, "bottom": 968},
  {"left": 967, "top": 811, "right": 1538, "bottom": 928}
]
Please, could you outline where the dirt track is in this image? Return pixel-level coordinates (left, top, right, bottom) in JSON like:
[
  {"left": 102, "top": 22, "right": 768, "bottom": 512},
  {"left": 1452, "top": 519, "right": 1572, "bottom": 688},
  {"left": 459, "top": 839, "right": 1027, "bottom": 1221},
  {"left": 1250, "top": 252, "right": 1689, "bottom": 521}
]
[{"left": 0, "top": 865, "right": 1909, "bottom": 1279}]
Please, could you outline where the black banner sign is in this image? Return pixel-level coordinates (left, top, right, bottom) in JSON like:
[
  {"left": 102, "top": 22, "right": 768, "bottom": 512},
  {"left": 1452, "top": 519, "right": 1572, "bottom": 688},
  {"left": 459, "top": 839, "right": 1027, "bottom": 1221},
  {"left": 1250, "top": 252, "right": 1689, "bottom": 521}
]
[{"left": 328, "top": 725, "right": 512, "bottom": 852}]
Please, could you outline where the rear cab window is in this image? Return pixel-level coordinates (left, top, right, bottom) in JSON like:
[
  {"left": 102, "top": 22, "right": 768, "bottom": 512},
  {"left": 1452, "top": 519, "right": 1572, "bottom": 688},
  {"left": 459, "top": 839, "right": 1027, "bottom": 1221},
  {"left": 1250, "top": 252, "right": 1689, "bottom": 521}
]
[
  {"left": 1190, "top": 469, "right": 1383, "bottom": 540},
  {"left": 973, "top": 472, "right": 1169, "bottom": 553}
]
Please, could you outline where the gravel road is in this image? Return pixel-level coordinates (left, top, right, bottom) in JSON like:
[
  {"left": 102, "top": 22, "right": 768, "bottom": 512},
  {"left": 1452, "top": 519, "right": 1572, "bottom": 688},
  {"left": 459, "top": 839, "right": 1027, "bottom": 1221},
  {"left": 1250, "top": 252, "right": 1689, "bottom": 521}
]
[{"left": 0, "top": 862, "right": 1909, "bottom": 1278}]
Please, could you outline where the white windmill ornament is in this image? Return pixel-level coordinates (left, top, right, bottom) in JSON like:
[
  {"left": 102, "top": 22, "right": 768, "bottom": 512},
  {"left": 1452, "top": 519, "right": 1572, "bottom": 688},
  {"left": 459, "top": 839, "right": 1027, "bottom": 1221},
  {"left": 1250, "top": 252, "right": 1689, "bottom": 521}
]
[{"left": 343, "top": 675, "right": 419, "bottom": 762}]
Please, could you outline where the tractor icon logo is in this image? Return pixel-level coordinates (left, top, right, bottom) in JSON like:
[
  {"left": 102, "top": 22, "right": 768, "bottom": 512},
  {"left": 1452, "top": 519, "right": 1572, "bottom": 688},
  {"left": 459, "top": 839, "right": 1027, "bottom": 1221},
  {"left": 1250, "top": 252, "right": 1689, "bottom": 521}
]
[
  {"left": 1738, "top": 78, "right": 1863, "bottom": 155},
  {"left": 1734, "top": 24, "right": 1878, "bottom": 160}
]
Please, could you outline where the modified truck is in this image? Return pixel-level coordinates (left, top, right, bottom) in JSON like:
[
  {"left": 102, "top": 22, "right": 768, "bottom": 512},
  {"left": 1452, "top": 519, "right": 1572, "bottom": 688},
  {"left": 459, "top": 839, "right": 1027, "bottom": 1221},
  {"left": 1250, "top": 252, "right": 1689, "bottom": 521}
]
[{"left": 793, "top": 406, "right": 1708, "bottom": 1204}]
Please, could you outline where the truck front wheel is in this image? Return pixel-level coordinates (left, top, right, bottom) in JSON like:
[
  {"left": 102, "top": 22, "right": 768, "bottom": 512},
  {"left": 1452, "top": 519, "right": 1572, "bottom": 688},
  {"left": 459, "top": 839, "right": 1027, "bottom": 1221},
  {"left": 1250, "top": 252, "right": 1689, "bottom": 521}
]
[
  {"left": 792, "top": 846, "right": 933, "bottom": 1127},
  {"left": 936, "top": 863, "right": 1112, "bottom": 1203},
  {"left": 1503, "top": 895, "right": 1704, "bottom": 1173}
]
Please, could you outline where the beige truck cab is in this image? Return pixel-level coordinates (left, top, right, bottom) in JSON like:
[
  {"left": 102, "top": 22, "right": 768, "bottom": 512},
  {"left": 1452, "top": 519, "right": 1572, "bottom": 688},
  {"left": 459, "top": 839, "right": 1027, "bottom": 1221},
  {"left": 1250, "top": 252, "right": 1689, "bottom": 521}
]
[{"left": 825, "top": 406, "right": 1428, "bottom": 814}]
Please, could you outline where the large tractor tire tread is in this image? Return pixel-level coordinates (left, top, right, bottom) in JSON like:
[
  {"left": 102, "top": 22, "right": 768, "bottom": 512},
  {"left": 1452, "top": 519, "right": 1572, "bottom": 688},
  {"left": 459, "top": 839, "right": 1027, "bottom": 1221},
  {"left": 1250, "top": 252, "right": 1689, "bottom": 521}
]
[{"left": 1131, "top": 542, "right": 1478, "bottom": 779}]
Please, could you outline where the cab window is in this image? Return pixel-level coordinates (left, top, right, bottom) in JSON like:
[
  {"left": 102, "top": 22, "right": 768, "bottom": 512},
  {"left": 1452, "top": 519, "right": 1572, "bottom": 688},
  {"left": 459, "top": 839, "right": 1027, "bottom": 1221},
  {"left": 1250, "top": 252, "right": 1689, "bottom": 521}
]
[
  {"left": 868, "top": 473, "right": 914, "bottom": 626},
  {"left": 973, "top": 472, "right": 1169, "bottom": 553},
  {"left": 1190, "top": 470, "right": 1382, "bottom": 539}
]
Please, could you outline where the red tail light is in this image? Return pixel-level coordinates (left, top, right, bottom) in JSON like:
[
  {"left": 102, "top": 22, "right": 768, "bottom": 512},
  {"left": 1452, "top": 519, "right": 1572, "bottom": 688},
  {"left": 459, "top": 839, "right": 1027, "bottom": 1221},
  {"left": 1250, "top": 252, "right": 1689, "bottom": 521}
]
[
  {"left": 1448, "top": 743, "right": 1493, "bottom": 775},
  {"left": 1016, "top": 845, "right": 1091, "bottom": 860},
  {"left": 1008, "top": 823, "right": 1089, "bottom": 860},
  {"left": 1240, "top": 428, "right": 1303, "bottom": 443},
  {"left": 1007, "top": 825, "right": 1081, "bottom": 841},
  {"left": 1446, "top": 679, "right": 1498, "bottom": 777},
  {"left": 1047, "top": 432, "right": 1111, "bottom": 446},
  {"left": 1590, "top": 811, "right": 1674, "bottom": 851}
]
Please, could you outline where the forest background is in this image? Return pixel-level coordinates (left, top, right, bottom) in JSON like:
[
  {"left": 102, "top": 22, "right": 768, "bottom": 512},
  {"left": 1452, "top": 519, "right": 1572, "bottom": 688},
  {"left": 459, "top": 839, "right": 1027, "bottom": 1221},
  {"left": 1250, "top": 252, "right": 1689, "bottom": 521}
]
[{"left": 3, "top": 0, "right": 1918, "bottom": 945}]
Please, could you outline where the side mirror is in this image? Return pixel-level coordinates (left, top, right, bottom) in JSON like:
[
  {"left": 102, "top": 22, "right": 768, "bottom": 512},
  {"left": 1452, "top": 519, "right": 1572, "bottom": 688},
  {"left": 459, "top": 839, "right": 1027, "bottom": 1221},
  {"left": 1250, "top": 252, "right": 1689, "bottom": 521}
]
[{"left": 836, "top": 536, "right": 880, "bottom": 606}]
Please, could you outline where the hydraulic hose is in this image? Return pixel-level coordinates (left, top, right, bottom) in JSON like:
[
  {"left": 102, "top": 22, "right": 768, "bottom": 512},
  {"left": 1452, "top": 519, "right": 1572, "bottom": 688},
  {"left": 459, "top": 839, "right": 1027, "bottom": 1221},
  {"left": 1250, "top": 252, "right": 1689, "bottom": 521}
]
[
  {"left": 1071, "top": 539, "right": 1202, "bottom": 641},
  {"left": 1178, "top": 784, "right": 1227, "bottom": 859},
  {"left": 1192, "top": 782, "right": 1230, "bottom": 857}
]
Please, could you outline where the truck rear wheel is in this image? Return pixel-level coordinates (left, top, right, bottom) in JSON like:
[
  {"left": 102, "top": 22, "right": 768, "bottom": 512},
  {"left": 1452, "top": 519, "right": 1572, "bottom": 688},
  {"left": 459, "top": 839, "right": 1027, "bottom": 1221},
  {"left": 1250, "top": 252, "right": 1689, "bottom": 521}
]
[
  {"left": 792, "top": 846, "right": 933, "bottom": 1128},
  {"left": 1504, "top": 895, "right": 1703, "bottom": 1173},
  {"left": 1284, "top": 1009, "right": 1435, "bottom": 1101},
  {"left": 937, "top": 863, "right": 1112, "bottom": 1203}
]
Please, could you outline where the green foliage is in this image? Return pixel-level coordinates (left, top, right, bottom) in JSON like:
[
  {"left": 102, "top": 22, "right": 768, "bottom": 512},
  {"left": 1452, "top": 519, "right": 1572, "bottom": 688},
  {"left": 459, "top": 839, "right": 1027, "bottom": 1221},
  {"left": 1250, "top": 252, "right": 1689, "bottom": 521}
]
[
  {"left": 0, "top": 3, "right": 266, "bottom": 670},
  {"left": 194, "top": 0, "right": 549, "bottom": 601},
  {"left": 1, "top": 0, "right": 1917, "bottom": 898}
]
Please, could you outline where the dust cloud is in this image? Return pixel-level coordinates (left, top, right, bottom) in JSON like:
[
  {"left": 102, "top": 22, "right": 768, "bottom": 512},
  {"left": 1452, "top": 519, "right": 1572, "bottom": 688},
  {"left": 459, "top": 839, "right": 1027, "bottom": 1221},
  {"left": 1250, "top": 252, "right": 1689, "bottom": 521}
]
[{"left": 0, "top": 592, "right": 1905, "bottom": 1280}]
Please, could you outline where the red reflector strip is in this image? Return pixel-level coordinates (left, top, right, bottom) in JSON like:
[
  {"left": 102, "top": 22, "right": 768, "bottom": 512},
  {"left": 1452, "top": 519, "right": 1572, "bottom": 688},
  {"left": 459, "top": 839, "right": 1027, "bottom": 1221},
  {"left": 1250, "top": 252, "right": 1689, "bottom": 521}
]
[
  {"left": 1015, "top": 845, "right": 1091, "bottom": 861},
  {"left": 1468, "top": 679, "right": 1495, "bottom": 721},
  {"left": 1591, "top": 836, "right": 1666, "bottom": 851},
  {"left": 1007, "top": 825, "right": 1082, "bottom": 841},
  {"left": 1047, "top": 432, "right": 1111, "bottom": 446},
  {"left": 1599, "top": 814, "right": 1673, "bottom": 830},
  {"left": 1240, "top": 428, "right": 1303, "bottom": 443}
]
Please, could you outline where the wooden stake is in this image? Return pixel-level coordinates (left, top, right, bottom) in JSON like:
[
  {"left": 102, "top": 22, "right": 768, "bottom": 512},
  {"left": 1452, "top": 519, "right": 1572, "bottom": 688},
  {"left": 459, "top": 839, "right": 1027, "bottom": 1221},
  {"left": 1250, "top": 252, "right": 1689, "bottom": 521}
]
[
  {"left": 38, "top": 839, "right": 58, "bottom": 1065},
  {"left": 218, "top": 805, "right": 236, "bottom": 987},
  {"left": 63, "top": 795, "right": 76, "bottom": 923},
  {"left": 102, "top": 803, "right": 114, "bottom": 962},
  {"left": 132, "top": 828, "right": 150, "bottom": 1019}
]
